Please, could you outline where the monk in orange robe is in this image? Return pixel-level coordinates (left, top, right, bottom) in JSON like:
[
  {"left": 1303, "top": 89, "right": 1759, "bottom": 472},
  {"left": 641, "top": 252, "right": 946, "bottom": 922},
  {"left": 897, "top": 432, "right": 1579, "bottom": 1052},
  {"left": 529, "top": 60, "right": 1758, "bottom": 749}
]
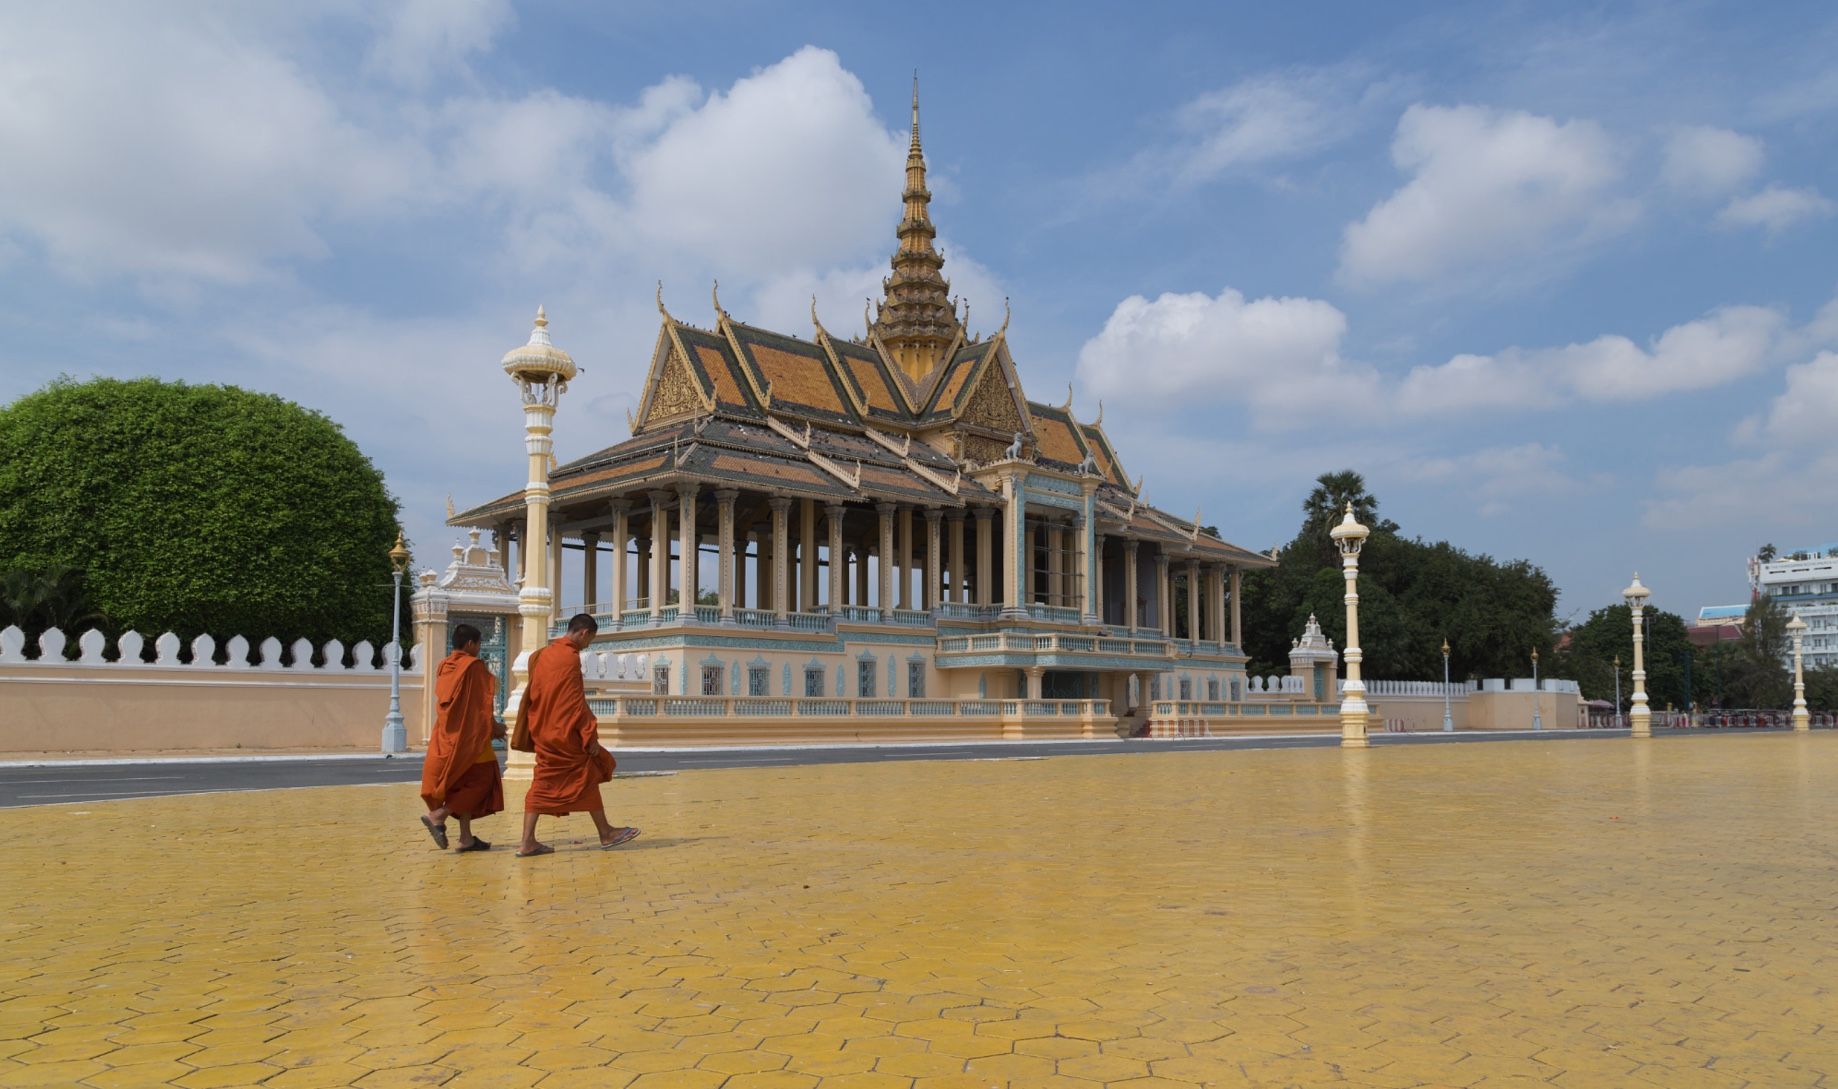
[
  {"left": 517, "top": 613, "right": 640, "bottom": 857},
  {"left": 419, "top": 624, "right": 506, "bottom": 852}
]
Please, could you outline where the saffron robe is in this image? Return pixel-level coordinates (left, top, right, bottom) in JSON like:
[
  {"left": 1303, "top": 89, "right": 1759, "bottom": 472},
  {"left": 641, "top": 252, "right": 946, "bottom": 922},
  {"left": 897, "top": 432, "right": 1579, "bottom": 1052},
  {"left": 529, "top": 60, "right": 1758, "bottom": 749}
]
[
  {"left": 420, "top": 651, "right": 504, "bottom": 818},
  {"left": 523, "top": 637, "right": 614, "bottom": 815}
]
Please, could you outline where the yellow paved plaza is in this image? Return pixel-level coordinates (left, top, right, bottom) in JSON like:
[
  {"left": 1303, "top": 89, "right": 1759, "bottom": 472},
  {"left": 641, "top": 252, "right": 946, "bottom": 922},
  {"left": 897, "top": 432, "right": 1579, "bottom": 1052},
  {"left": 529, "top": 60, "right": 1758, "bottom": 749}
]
[{"left": 3, "top": 736, "right": 1836, "bottom": 1088}]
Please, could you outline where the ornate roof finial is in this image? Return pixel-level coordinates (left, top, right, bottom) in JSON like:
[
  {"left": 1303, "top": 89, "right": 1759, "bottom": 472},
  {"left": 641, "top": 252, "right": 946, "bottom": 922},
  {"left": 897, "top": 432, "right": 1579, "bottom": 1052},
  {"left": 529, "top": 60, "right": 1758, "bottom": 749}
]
[
  {"left": 1094, "top": 400, "right": 1104, "bottom": 427},
  {"left": 445, "top": 494, "right": 456, "bottom": 519},
  {"left": 910, "top": 70, "right": 922, "bottom": 154},
  {"left": 656, "top": 281, "right": 671, "bottom": 319},
  {"left": 711, "top": 279, "right": 725, "bottom": 318},
  {"left": 810, "top": 295, "right": 826, "bottom": 338},
  {"left": 1061, "top": 382, "right": 1074, "bottom": 413},
  {"left": 998, "top": 296, "right": 1011, "bottom": 338},
  {"left": 534, "top": 305, "right": 548, "bottom": 328}
]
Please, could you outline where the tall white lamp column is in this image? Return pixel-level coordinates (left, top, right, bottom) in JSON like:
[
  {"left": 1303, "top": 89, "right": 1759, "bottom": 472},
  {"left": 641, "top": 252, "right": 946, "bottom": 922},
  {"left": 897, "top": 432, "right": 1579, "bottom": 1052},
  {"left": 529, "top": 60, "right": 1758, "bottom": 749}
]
[
  {"left": 1788, "top": 613, "right": 1810, "bottom": 731},
  {"left": 1622, "top": 573, "right": 1651, "bottom": 739},
  {"left": 380, "top": 533, "right": 412, "bottom": 753},
  {"left": 1330, "top": 503, "right": 1371, "bottom": 749},
  {"left": 500, "top": 307, "right": 577, "bottom": 779}
]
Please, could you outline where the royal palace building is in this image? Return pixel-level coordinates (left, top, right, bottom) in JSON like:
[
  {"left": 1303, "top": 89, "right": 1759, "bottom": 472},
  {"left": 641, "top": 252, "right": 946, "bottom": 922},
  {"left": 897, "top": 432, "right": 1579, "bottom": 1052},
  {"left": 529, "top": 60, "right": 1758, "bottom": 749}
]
[{"left": 438, "top": 93, "right": 1339, "bottom": 745}]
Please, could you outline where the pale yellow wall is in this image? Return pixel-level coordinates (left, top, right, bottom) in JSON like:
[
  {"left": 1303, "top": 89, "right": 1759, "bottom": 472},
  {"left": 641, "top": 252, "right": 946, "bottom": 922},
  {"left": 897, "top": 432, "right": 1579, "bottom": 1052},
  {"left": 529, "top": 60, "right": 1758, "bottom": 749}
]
[
  {"left": 0, "top": 665, "right": 422, "bottom": 753},
  {"left": 1366, "top": 691, "right": 1583, "bottom": 732}
]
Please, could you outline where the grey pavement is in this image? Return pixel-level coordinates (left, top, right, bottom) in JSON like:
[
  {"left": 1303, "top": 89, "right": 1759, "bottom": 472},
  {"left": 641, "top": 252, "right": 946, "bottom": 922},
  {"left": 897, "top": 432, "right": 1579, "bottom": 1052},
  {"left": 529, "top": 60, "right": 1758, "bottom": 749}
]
[{"left": 0, "top": 726, "right": 1785, "bottom": 809}]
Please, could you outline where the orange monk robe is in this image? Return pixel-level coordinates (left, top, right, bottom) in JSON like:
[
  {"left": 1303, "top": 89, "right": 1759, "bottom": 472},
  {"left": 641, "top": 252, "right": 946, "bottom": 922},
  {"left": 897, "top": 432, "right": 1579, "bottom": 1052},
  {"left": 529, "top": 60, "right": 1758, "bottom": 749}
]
[
  {"left": 420, "top": 651, "right": 505, "bottom": 818},
  {"left": 523, "top": 637, "right": 615, "bottom": 815}
]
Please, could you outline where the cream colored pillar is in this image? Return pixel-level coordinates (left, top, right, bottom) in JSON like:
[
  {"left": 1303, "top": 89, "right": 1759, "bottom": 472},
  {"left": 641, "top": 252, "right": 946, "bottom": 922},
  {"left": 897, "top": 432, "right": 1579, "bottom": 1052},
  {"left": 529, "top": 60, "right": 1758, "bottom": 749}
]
[
  {"left": 1156, "top": 552, "right": 1171, "bottom": 637},
  {"left": 1000, "top": 474, "right": 1027, "bottom": 620},
  {"left": 1046, "top": 524, "right": 1063, "bottom": 608},
  {"left": 580, "top": 531, "right": 599, "bottom": 613},
  {"left": 1331, "top": 503, "right": 1371, "bottom": 749},
  {"left": 1125, "top": 540, "right": 1139, "bottom": 630},
  {"left": 947, "top": 511, "right": 965, "bottom": 604},
  {"left": 609, "top": 500, "right": 629, "bottom": 625},
  {"left": 1229, "top": 566, "right": 1242, "bottom": 647},
  {"left": 974, "top": 509, "right": 994, "bottom": 607},
  {"left": 897, "top": 505, "right": 914, "bottom": 610},
  {"left": 1079, "top": 516, "right": 1097, "bottom": 624},
  {"left": 1789, "top": 614, "right": 1810, "bottom": 730},
  {"left": 877, "top": 503, "right": 896, "bottom": 611},
  {"left": 826, "top": 504, "right": 846, "bottom": 610},
  {"left": 1191, "top": 566, "right": 1205, "bottom": 643},
  {"left": 676, "top": 483, "right": 698, "bottom": 615},
  {"left": 923, "top": 508, "right": 942, "bottom": 610},
  {"left": 500, "top": 307, "right": 574, "bottom": 781},
  {"left": 800, "top": 498, "right": 818, "bottom": 613},
  {"left": 734, "top": 528, "right": 748, "bottom": 608},
  {"left": 769, "top": 497, "right": 791, "bottom": 626},
  {"left": 548, "top": 528, "right": 564, "bottom": 622},
  {"left": 715, "top": 489, "right": 737, "bottom": 624},
  {"left": 853, "top": 544, "right": 868, "bottom": 606},
  {"left": 648, "top": 490, "right": 670, "bottom": 621},
  {"left": 1026, "top": 666, "right": 1045, "bottom": 700},
  {"left": 499, "top": 522, "right": 514, "bottom": 576},
  {"left": 757, "top": 526, "right": 773, "bottom": 611}
]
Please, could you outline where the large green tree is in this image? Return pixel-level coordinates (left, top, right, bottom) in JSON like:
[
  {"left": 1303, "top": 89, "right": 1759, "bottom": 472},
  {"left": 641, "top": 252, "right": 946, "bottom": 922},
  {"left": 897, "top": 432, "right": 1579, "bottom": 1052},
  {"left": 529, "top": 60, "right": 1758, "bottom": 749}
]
[
  {"left": 1548, "top": 604, "right": 1694, "bottom": 711},
  {"left": 1691, "top": 596, "right": 1793, "bottom": 709},
  {"left": 0, "top": 378, "right": 404, "bottom": 650},
  {"left": 1241, "top": 470, "right": 1557, "bottom": 680}
]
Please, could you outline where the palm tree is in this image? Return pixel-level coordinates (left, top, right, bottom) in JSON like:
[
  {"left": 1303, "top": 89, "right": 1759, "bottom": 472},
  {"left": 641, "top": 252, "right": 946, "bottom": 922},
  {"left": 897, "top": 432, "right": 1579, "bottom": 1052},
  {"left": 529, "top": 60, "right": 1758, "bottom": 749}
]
[
  {"left": 1300, "top": 470, "right": 1397, "bottom": 546},
  {"left": 0, "top": 566, "right": 107, "bottom": 635}
]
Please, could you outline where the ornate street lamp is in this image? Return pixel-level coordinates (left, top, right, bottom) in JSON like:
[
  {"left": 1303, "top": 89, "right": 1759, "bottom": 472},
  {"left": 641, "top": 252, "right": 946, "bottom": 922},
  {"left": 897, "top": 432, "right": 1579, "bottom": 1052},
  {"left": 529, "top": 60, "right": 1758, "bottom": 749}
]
[
  {"left": 380, "top": 532, "right": 412, "bottom": 753},
  {"left": 1622, "top": 573, "right": 1651, "bottom": 739},
  {"left": 1531, "top": 647, "right": 1543, "bottom": 731},
  {"left": 1441, "top": 638, "right": 1454, "bottom": 732},
  {"left": 1787, "top": 612, "right": 1809, "bottom": 731},
  {"left": 500, "top": 307, "right": 577, "bottom": 777},
  {"left": 1613, "top": 654, "right": 1622, "bottom": 730},
  {"left": 1330, "top": 502, "right": 1371, "bottom": 748}
]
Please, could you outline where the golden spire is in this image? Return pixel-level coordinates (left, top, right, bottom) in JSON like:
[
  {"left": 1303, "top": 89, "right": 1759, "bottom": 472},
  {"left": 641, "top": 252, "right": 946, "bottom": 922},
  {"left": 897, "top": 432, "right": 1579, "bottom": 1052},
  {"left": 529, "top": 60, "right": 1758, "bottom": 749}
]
[{"left": 872, "top": 70, "right": 962, "bottom": 382}]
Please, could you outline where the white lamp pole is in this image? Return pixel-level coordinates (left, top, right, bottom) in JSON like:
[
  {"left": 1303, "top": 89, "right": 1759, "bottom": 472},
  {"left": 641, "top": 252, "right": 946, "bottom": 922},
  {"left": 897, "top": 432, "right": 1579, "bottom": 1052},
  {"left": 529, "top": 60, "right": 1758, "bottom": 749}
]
[
  {"left": 1788, "top": 613, "right": 1809, "bottom": 731},
  {"left": 1622, "top": 573, "right": 1651, "bottom": 739},
  {"left": 500, "top": 307, "right": 577, "bottom": 780},
  {"left": 1441, "top": 638, "right": 1454, "bottom": 732},
  {"left": 380, "top": 532, "right": 411, "bottom": 753},
  {"left": 1330, "top": 502, "right": 1371, "bottom": 749},
  {"left": 1613, "top": 655, "right": 1622, "bottom": 731},
  {"left": 1531, "top": 647, "right": 1543, "bottom": 731}
]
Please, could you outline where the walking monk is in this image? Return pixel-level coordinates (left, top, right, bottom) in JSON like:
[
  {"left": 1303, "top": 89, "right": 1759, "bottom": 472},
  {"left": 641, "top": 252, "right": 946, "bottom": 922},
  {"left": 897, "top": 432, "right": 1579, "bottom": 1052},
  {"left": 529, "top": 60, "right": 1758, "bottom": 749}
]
[
  {"left": 419, "top": 623, "right": 506, "bottom": 852},
  {"left": 517, "top": 613, "right": 640, "bottom": 857}
]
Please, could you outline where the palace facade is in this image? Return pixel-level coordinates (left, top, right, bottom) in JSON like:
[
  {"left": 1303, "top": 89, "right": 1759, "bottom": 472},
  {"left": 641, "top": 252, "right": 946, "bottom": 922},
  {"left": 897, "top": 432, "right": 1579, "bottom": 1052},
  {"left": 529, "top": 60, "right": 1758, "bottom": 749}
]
[{"left": 444, "top": 93, "right": 1338, "bottom": 743}]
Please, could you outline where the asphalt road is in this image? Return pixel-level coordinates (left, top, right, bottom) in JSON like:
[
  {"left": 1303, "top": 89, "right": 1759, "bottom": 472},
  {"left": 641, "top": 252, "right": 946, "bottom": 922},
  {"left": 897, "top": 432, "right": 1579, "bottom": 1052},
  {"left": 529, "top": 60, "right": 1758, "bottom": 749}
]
[{"left": 0, "top": 728, "right": 1685, "bottom": 809}]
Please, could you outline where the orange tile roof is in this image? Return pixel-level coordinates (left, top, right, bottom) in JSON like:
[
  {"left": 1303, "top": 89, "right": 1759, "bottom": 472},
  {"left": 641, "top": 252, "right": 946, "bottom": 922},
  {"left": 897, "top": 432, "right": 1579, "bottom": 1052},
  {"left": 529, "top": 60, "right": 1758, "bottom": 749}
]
[{"left": 748, "top": 342, "right": 850, "bottom": 417}]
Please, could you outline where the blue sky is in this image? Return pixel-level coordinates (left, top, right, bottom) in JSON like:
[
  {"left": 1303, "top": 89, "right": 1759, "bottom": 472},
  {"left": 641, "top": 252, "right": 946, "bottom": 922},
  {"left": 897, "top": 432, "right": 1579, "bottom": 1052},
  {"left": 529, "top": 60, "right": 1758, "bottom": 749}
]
[{"left": 2, "top": 1, "right": 1835, "bottom": 625}]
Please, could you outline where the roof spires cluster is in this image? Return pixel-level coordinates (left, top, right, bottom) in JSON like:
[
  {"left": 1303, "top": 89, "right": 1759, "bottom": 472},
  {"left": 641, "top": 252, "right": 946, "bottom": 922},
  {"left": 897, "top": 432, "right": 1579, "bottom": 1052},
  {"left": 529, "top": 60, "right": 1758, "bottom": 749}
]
[{"left": 870, "top": 71, "right": 964, "bottom": 383}]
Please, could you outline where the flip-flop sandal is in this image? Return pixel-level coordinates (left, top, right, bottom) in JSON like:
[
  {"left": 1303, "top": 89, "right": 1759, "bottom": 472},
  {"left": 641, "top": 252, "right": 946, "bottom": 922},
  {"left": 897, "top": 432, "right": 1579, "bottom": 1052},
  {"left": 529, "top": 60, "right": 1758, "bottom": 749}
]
[
  {"left": 456, "top": 839, "right": 491, "bottom": 853},
  {"left": 420, "top": 815, "right": 449, "bottom": 849},
  {"left": 515, "top": 844, "right": 554, "bottom": 858},
  {"left": 600, "top": 827, "right": 641, "bottom": 850}
]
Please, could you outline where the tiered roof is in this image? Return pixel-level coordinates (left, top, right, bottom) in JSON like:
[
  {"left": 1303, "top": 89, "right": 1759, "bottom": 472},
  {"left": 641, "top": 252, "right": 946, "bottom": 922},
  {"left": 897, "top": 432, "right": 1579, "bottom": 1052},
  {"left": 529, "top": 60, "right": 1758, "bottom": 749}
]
[{"left": 452, "top": 86, "right": 1271, "bottom": 569}]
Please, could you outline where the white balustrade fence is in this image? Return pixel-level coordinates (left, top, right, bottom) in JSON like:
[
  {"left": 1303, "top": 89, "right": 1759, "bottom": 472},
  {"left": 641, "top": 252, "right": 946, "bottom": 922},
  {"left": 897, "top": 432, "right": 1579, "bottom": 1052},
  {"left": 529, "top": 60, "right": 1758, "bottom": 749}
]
[{"left": 0, "top": 625, "right": 422, "bottom": 673}]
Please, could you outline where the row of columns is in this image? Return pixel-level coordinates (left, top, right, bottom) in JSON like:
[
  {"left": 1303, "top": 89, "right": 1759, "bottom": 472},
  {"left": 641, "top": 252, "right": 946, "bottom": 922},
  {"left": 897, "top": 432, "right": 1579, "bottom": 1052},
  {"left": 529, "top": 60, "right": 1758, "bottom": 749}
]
[{"left": 500, "top": 495, "right": 1244, "bottom": 645}]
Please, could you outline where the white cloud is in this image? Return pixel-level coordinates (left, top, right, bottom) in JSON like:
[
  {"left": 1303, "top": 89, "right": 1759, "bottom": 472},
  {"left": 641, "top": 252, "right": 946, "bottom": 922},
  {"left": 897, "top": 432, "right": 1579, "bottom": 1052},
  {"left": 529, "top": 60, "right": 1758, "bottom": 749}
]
[
  {"left": 623, "top": 47, "right": 905, "bottom": 279},
  {"left": 1398, "top": 443, "right": 1600, "bottom": 517},
  {"left": 1396, "top": 304, "right": 1784, "bottom": 412},
  {"left": 0, "top": 6, "right": 425, "bottom": 283},
  {"left": 1168, "top": 72, "right": 1349, "bottom": 184},
  {"left": 1339, "top": 104, "right": 1635, "bottom": 287},
  {"left": 1074, "top": 287, "right": 1378, "bottom": 424},
  {"left": 1717, "top": 185, "right": 1836, "bottom": 234},
  {"left": 1748, "top": 351, "right": 1838, "bottom": 447},
  {"left": 1660, "top": 126, "right": 1764, "bottom": 196},
  {"left": 1644, "top": 449, "right": 1838, "bottom": 531},
  {"left": 366, "top": 0, "right": 514, "bottom": 88}
]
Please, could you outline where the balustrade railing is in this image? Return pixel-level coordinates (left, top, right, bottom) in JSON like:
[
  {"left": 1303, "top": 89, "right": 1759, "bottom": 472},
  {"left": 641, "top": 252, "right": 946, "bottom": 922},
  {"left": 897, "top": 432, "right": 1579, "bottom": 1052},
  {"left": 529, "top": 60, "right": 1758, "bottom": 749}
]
[
  {"left": 934, "top": 631, "right": 1172, "bottom": 658},
  {"left": 587, "top": 695, "right": 1117, "bottom": 721}
]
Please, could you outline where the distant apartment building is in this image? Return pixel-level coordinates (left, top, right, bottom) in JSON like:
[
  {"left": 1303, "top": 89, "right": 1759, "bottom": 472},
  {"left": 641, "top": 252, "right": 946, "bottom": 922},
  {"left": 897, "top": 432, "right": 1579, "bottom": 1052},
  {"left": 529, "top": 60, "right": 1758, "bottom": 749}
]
[
  {"left": 1750, "top": 546, "right": 1838, "bottom": 670},
  {"left": 1688, "top": 604, "right": 1746, "bottom": 650}
]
